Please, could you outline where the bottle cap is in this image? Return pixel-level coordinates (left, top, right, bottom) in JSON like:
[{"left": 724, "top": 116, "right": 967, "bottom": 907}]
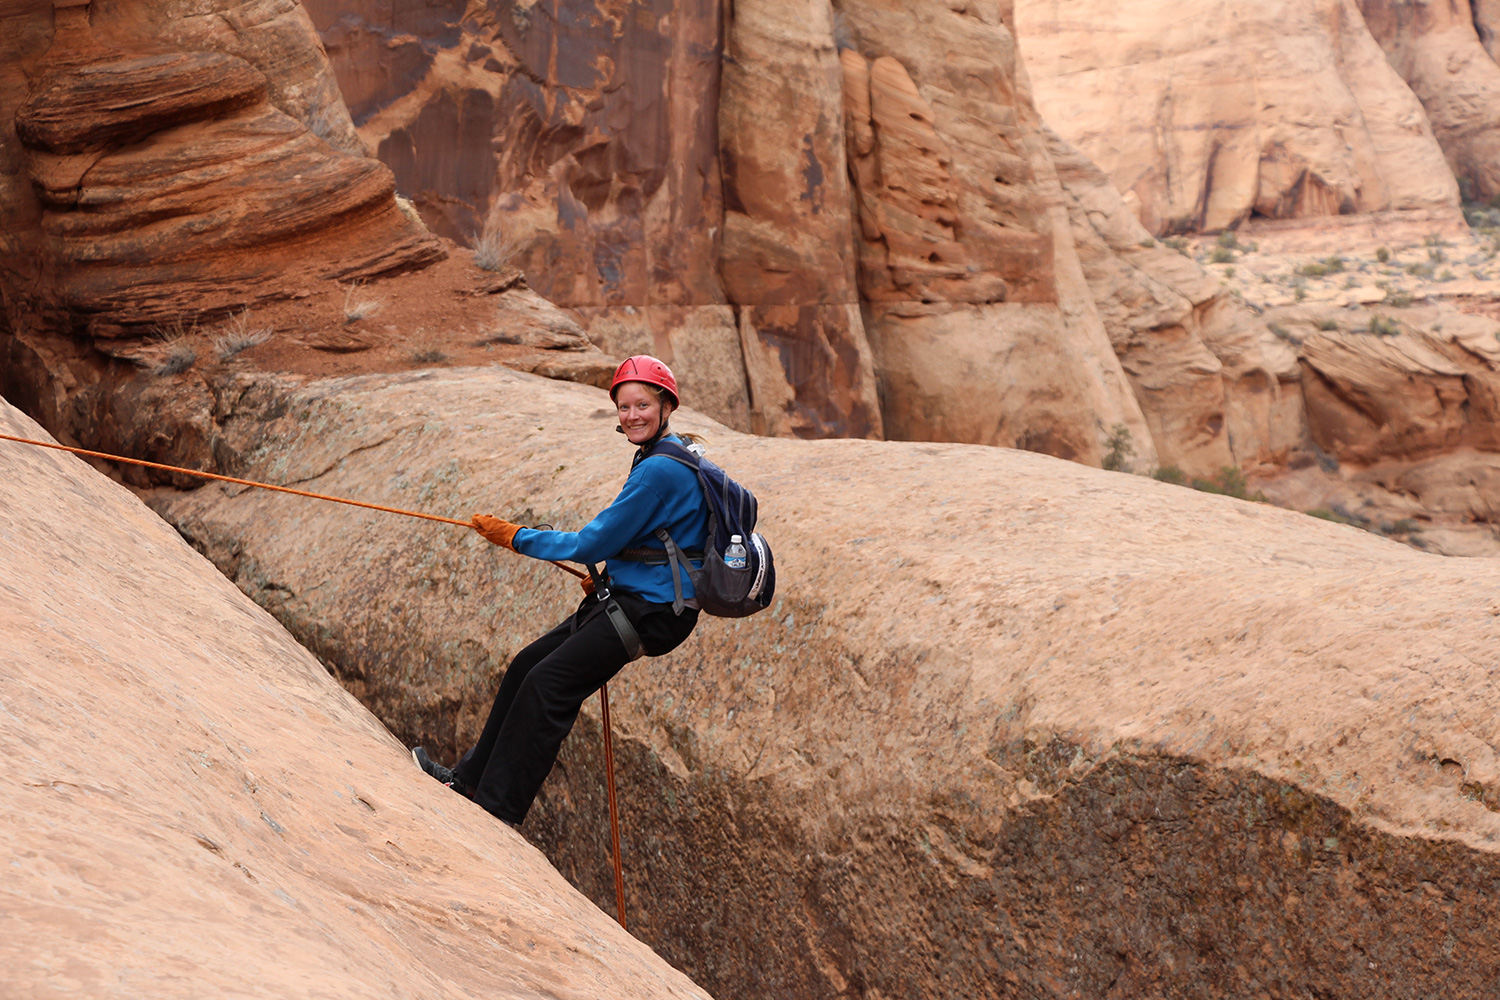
[{"left": 730, "top": 534, "right": 743, "bottom": 543}]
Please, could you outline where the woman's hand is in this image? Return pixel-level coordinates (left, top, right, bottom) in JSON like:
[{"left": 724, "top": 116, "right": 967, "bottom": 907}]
[{"left": 472, "top": 514, "right": 522, "bottom": 549}]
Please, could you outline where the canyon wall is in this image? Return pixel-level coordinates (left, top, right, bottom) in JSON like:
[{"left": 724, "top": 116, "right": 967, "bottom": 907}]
[
  {"left": 299, "top": 0, "right": 1296, "bottom": 470},
  {"left": 1012, "top": 0, "right": 1466, "bottom": 234},
  {"left": 0, "top": 396, "right": 716, "bottom": 1000},
  {"left": 1356, "top": 0, "right": 1500, "bottom": 202},
  {"left": 145, "top": 365, "right": 1500, "bottom": 1000}
]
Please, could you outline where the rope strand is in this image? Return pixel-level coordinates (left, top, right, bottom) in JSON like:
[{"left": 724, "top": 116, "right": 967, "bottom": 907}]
[
  {"left": 2, "top": 429, "right": 622, "bottom": 914},
  {"left": 0, "top": 432, "right": 586, "bottom": 579}
]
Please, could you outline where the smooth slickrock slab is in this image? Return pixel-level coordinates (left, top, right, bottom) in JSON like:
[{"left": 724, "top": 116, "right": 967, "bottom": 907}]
[
  {"left": 0, "top": 398, "right": 715, "bottom": 1000},
  {"left": 149, "top": 364, "right": 1500, "bottom": 999}
]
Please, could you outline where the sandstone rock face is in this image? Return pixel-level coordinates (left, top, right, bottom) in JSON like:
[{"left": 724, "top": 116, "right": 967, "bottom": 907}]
[
  {"left": 1299, "top": 310, "right": 1500, "bottom": 464},
  {"left": 1014, "top": 0, "right": 1464, "bottom": 234},
  {"left": 719, "top": 0, "right": 880, "bottom": 439},
  {"left": 1478, "top": 0, "right": 1500, "bottom": 63},
  {"left": 0, "top": 397, "right": 715, "bottom": 1000},
  {"left": 301, "top": 0, "right": 1292, "bottom": 470},
  {"left": 833, "top": 0, "right": 1153, "bottom": 465},
  {"left": 1357, "top": 0, "right": 1500, "bottom": 202},
  {"left": 1044, "top": 126, "right": 1306, "bottom": 471},
  {"left": 0, "top": 2, "right": 442, "bottom": 340},
  {"left": 151, "top": 366, "right": 1500, "bottom": 999}
]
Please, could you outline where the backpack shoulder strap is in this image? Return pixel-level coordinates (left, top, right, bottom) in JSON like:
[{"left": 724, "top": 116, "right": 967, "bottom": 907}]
[{"left": 641, "top": 438, "right": 700, "bottom": 471}]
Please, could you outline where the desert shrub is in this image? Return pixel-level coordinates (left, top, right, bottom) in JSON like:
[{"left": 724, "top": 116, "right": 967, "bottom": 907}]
[
  {"left": 1298, "top": 261, "right": 1329, "bottom": 277},
  {"left": 1405, "top": 262, "right": 1434, "bottom": 278},
  {"left": 1294, "top": 286, "right": 1307, "bottom": 302},
  {"left": 1307, "top": 507, "right": 1364, "bottom": 526},
  {"left": 1383, "top": 288, "right": 1413, "bottom": 307},
  {"left": 342, "top": 282, "right": 383, "bottom": 324},
  {"left": 213, "top": 310, "right": 272, "bottom": 361},
  {"left": 473, "top": 217, "right": 528, "bottom": 272},
  {"left": 1267, "top": 321, "right": 1301, "bottom": 345},
  {"left": 1375, "top": 246, "right": 1391, "bottom": 263},
  {"left": 1210, "top": 247, "right": 1234, "bottom": 264},
  {"left": 1189, "top": 466, "right": 1267, "bottom": 502},
  {"left": 145, "top": 316, "right": 201, "bottom": 375},
  {"left": 1216, "top": 230, "right": 1241, "bottom": 250},
  {"left": 1139, "top": 237, "right": 1157, "bottom": 248},
  {"left": 410, "top": 349, "right": 449, "bottom": 364},
  {"left": 1316, "top": 316, "right": 1340, "bottom": 331},
  {"left": 1153, "top": 465, "right": 1188, "bottom": 486},
  {"left": 1101, "top": 423, "right": 1135, "bottom": 472},
  {"left": 1162, "top": 236, "right": 1190, "bottom": 255},
  {"left": 154, "top": 344, "right": 197, "bottom": 376},
  {"left": 1368, "top": 314, "right": 1401, "bottom": 337}
]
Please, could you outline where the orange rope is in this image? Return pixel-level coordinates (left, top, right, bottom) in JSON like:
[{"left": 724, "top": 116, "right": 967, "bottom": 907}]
[
  {"left": 3, "top": 429, "right": 629, "bottom": 915},
  {"left": 0, "top": 432, "right": 586, "bottom": 579},
  {"left": 600, "top": 682, "right": 627, "bottom": 930}
]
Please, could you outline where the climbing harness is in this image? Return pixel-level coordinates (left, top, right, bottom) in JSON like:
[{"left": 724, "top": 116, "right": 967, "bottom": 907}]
[{"left": 0, "top": 430, "right": 636, "bottom": 929}]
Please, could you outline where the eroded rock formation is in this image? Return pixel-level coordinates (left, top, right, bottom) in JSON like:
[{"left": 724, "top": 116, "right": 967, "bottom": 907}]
[
  {"left": 300, "top": 0, "right": 1298, "bottom": 470},
  {"left": 1357, "top": 0, "right": 1500, "bottom": 202},
  {"left": 832, "top": 1, "right": 1151, "bottom": 465},
  {"left": 0, "top": 1, "right": 442, "bottom": 347},
  {"left": 146, "top": 365, "right": 1500, "bottom": 999},
  {"left": 0, "top": 397, "right": 716, "bottom": 1000},
  {"left": 1044, "top": 127, "right": 1306, "bottom": 471},
  {"left": 1013, "top": 0, "right": 1466, "bottom": 233}
]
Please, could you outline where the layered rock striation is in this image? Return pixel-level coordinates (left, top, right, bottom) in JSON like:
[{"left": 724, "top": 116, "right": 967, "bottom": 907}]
[
  {"left": 149, "top": 365, "right": 1500, "bottom": 1000},
  {"left": 0, "top": 2, "right": 441, "bottom": 338},
  {"left": 0, "top": 396, "right": 716, "bottom": 1000}
]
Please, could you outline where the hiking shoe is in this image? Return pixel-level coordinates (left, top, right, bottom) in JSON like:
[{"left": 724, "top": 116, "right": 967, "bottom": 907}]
[{"left": 411, "top": 746, "right": 454, "bottom": 785}]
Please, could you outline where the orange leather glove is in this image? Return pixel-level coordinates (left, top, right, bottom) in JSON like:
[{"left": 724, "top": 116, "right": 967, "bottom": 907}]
[
  {"left": 471, "top": 514, "right": 522, "bottom": 550},
  {"left": 580, "top": 574, "right": 596, "bottom": 596}
]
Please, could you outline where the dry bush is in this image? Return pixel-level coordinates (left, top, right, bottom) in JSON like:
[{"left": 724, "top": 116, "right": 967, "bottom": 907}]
[
  {"left": 145, "top": 316, "right": 200, "bottom": 376},
  {"left": 343, "top": 282, "right": 384, "bottom": 324},
  {"left": 472, "top": 217, "right": 528, "bottom": 273},
  {"left": 213, "top": 310, "right": 273, "bottom": 361}
]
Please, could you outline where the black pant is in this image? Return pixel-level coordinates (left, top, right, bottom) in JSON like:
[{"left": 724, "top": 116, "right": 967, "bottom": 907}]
[{"left": 454, "top": 593, "right": 699, "bottom": 825}]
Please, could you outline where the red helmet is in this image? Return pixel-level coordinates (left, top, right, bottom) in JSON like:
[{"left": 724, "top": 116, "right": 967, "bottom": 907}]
[{"left": 610, "top": 355, "right": 679, "bottom": 407}]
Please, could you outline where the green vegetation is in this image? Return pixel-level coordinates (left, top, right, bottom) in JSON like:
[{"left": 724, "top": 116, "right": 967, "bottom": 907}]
[
  {"left": 1306, "top": 507, "right": 1364, "bottom": 527},
  {"left": 1153, "top": 465, "right": 1267, "bottom": 502},
  {"left": 1210, "top": 247, "right": 1234, "bottom": 264},
  {"left": 1101, "top": 423, "right": 1135, "bottom": 473},
  {"left": 1267, "top": 321, "right": 1301, "bottom": 346},
  {"left": 1367, "top": 314, "right": 1401, "bottom": 337},
  {"left": 1315, "top": 317, "right": 1340, "bottom": 331},
  {"left": 1375, "top": 246, "right": 1391, "bottom": 263}
]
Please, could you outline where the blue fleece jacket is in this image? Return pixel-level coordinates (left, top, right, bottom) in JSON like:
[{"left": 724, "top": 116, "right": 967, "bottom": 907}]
[{"left": 511, "top": 435, "right": 708, "bottom": 606}]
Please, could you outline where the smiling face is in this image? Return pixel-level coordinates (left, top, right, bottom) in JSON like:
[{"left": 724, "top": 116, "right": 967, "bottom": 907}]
[{"left": 614, "top": 381, "right": 674, "bottom": 444}]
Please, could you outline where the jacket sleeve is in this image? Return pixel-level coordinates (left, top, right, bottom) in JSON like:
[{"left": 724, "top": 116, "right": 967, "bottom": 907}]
[{"left": 510, "top": 470, "right": 667, "bottom": 565}]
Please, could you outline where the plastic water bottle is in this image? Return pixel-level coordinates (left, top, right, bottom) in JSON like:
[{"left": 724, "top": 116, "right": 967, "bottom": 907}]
[{"left": 723, "top": 534, "right": 748, "bottom": 570}]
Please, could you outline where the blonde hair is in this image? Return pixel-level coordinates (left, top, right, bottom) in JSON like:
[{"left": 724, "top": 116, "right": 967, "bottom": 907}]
[{"left": 618, "top": 381, "right": 706, "bottom": 446}]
